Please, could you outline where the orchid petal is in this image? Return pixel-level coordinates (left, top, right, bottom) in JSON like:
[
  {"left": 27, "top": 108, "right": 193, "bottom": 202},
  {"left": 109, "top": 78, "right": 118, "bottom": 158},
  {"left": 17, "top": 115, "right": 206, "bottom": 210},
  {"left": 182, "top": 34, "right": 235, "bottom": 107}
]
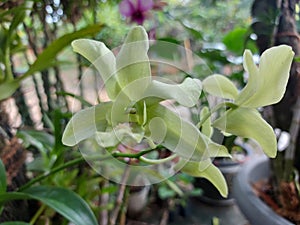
[
  {"left": 146, "top": 104, "right": 230, "bottom": 162},
  {"left": 175, "top": 159, "right": 228, "bottom": 197},
  {"left": 72, "top": 39, "right": 120, "bottom": 100},
  {"left": 62, "top": 102, "right": 112, "bottom": 146},
  {"left": 143, "top": 77, "right": 202, "bottom": 107},
  {"left": 119, "top": 0, "right": 135, "bottom": 17},
  {"left": 147, "top": 117, "right": 167, "bottom": 145},
  {"left": 95, "top": 125, "right": 144, "bottom": 148},
  {"left": 235, "top": 45, "right": 294, "bottom": 107},
  {"left": 116, "top": 26, "right": 151, "bottom": 100},
  {"left": 202, "top": 74, "right": 239, "bottom": 100},
  {"left": 138, "top": 0, "right": 153, "bottom": 11},
  {"left": 200, "top": 107, "right": 213, "bottom": 138},
  {"left": 213, "top": 107, "right": 277, "bottom": 157},
  {"left": 234, "top": 49, "right": 259, "bottom": 106}
]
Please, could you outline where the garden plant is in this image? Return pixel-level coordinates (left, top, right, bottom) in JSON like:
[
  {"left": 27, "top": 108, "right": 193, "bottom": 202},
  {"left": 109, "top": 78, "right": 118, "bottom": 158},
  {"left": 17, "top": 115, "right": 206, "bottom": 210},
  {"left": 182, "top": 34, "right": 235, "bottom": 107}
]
[{"left": 0, "top": 1, "right": 297, "bottom": 224}]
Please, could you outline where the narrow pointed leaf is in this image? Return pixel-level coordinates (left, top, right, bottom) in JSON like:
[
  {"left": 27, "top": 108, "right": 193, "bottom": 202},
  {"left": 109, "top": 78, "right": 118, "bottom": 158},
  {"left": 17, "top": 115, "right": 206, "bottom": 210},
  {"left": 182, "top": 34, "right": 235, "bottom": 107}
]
[
  {"left": 0, "top": 222, "right": 31, "bottom": 225},
  {"left": 0, "top": 192, "right": 30, "bottom": 202},
  {"left": 213, "top": 107, "right": 277, "bottom": 157},
  {"left": 202, "top": 74, "right": 238, "bottom": 100},
  {"left": 62, "top": 102, "right": 112, "bottom": 146},
  {"left": 8, "top": 4, "right": 31, "bottom": 35},
  {"left": 22, "top": 186, "right": 97, "bottom": 225},
  {"left": 143, "top": 77, "right": 202, "bottom": 107},
  {"left": 236, "top": 45, "right": 294, "bottom": 107},
  {"left": 72, "top": 39, "right": 120, "bottom": 99},
  {"left": 0, "top": 160, "right": 6, "bottom": 194},
  {"left": 0, "top": 80, "right": 20, "bottom": 101},
  {"left": 176, "top": 159, "right": 228, "bottom": 197},
  {"left": 20, "top": 24, "right": 104, "bottom": 81},
  {"left": 116, "top": 26, "right": 151, "bottom": 100}
]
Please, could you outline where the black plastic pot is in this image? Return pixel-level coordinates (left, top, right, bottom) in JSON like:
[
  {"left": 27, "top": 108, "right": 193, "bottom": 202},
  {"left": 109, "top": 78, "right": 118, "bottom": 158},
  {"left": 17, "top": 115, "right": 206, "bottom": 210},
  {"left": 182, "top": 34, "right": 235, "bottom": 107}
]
[{"left": 232, "top": 155, "right": 294, "bottom": 225}]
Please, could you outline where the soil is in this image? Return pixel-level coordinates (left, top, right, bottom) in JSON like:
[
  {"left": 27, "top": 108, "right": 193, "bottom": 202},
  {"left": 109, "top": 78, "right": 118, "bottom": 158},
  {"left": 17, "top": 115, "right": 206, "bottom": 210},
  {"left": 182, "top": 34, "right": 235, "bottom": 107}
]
[{"left": 253, "top": 179, "right": 300, "bottom": 225}]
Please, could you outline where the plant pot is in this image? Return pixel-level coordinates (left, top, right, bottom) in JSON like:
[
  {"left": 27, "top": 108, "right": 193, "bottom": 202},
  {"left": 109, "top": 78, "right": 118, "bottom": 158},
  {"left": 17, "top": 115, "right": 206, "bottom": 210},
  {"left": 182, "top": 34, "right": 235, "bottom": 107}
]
[
  {"left": 232, "top": 155, "right": 294, "bottom": 225},
  {"left": 127, "top": 185, "right": 151, "bottom": 218},
  {"left": 195, "top": 143, "right": 251, "bottom": 206}
]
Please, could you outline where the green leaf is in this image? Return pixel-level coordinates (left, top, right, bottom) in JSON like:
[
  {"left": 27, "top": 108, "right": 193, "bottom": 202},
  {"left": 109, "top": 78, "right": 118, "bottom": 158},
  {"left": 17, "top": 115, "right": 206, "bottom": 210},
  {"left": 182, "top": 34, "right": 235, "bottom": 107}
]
[
  {"left": 213, "top": 107, "right": 277, "bottom": 157},
  {"left": 8, "top": 3, "right": 32, "bottom": 37},
  {"left": 0, "top": 24, "right": 104, "bottom": 101},
  {"left": 235, "top": 45, "right": 294, "bottom": 107},
  {"left": 22, "top": 186, "right": 97, "bottom": 225},
  {"left": 0, "top": 192, "right": 30, "bottom": 202},
  {"left": 71, "top": 39, "right": 120, "bottom": 100},
  {"left": 176, "top": 159, "right": 228, "bottom": 197},
  {"left": 20, "top": 24, "right": 104, "bottom": 81},
  {"left": 0, "top": 187, "right": 97, "bottom": 225},
  {"left": 223, "top": 27, "right": 248, "bottom": 55},
  {"left": 62, "top": 102, "right": 112, "bottom": 146},
  {"left": 143, "top": 77, "right": 202, "bottom": 107},
  {"left": 0, "top": 160, "right": 6, "bottom": 194},
  {"left": 158, "top": 185, "right": 176, "bottom": 199},
  {"left": 116, "top": 26, "right": 151, "bottom": 100},
  {"left": 146, "top": 104, "right": 230, "bottom": 161},
  {"left": 0, "top": 222, "right": 30, "bottom": 225},
  {"left": 17, "top": 130, "right": 54, "bottom": 154},
  {"left": 0, "top": 80, "right": 20, "bottom": 101},
  {"left": 202, "top": 74, "right": 238, "bottom": 100},
  {"left": 3, "top": 2, "right": 33, "bottom": 81},
  {"left": 56, "top": 91, "right": 93, "bottom": 107}
]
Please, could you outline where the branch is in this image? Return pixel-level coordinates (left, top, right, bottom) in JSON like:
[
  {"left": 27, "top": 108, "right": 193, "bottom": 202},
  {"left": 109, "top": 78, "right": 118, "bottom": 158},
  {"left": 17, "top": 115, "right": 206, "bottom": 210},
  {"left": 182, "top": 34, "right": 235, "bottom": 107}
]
[
  {"left": 109, "top": 165, "right": 130, "bottom": 225},
  {"left": 284, "top": 96, "right": 300, "bottom": 180}
]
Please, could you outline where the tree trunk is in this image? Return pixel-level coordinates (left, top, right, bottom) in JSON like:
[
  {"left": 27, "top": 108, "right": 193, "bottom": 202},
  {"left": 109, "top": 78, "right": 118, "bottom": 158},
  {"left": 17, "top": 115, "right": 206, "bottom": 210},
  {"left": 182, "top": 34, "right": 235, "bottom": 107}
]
[
  {"left": 273, "top": 0, "right": 300, "bottom": 130},
  {"left": 0, "top": 101, "right": 32, "bottom": 222},
  {"left": 273, "top": 0, "right": 300, "bottom": 173}
]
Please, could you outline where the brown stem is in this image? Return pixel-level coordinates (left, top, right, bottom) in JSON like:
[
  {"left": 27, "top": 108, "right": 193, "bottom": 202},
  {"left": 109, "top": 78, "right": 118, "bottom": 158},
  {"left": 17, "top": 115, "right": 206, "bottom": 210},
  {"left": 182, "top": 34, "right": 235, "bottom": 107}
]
[
  {"left": 284, "top": 96, "right": 300, "bottom": 180},
  {"left": 119, "top": 187, "right": 129, "bottom": 225},
  {"left": 99, "top": 180, "right": 109, "bottom": 225},
  {"left": 109, "top": 165, "right": 130, "bottom": 225},
  {"left": 159, "top": 207, "right": 169, "bottom": 225}
]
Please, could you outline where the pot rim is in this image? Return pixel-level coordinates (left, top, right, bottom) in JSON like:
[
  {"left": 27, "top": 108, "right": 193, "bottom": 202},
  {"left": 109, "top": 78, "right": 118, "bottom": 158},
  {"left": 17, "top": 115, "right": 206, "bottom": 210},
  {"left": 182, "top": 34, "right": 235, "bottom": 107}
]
[{"left": 233, "top": 155, "right": 294, "bottom": 225}]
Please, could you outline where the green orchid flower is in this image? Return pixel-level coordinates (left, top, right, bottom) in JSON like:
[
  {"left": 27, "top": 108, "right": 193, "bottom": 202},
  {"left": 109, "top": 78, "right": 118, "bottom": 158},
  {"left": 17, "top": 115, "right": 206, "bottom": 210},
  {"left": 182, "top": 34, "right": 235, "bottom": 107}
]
[
  {"left": 202, "top": 45, "right": 294, "bottom": 157},
  {"left": 62, "top": 26, "right": 230, "bottom": 195},
  {"left": 62, "top": 26, "right": 294, "bottom": 197}
]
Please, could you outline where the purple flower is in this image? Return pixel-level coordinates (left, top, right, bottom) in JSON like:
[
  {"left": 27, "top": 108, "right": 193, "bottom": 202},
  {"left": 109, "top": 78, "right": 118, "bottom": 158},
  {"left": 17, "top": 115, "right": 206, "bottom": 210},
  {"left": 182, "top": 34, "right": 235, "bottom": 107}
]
[{"left": 119, "top": 0, "right": 153, "bottom": 25}]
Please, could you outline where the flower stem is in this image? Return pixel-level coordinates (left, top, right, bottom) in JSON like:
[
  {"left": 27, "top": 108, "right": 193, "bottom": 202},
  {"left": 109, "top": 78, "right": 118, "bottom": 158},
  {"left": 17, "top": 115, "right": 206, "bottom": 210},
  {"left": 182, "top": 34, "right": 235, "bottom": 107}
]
[
  {"left": 18, "top": 149, "right": 156, "bottom": 191},
  {"left": 140, "top": 154, "right": 178, "bottom": 164},
  {"left": 30, "top": 204, "right": 46, "bottom": 225},
  {"left": 197, "top": 102, "right": 236, "bottom": 128},
  {"left": 112, "top": 148, "right": 155, "bottom": 159}
]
